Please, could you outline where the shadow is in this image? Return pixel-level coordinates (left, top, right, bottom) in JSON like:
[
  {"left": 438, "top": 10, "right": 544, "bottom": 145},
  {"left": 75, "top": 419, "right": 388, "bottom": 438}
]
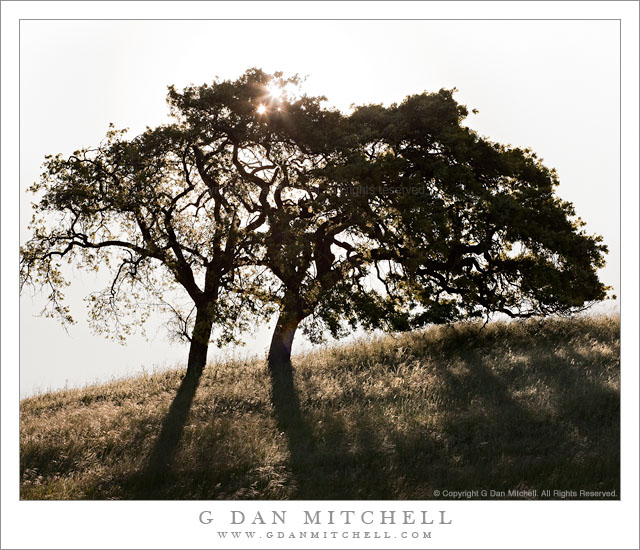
[
  {"left": 312, "top": 411, "right": 396, "bottom": 499},
  {"left": 137, "top": 369, "right": 203, "bottom": 498},
  {"left": 268, "top": 361, "right": 318, "bottom": 498},
  {"left": 265, "top": 326, "right": 618, "bottom": 499},
  {"left": 416, "top": 329, "right": 619, "bottom": 496},
  {"left": 20, "top": 318, "right": 619, "bottom": 500}
]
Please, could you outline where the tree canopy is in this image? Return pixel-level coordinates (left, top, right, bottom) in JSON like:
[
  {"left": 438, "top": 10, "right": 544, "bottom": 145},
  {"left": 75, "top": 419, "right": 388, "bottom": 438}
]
[
  {"left": 350, "top": 91, "right": 609, "bottom": 325},
  {"left": 21, "top": 68, "right": 610, "bottom": 380}
]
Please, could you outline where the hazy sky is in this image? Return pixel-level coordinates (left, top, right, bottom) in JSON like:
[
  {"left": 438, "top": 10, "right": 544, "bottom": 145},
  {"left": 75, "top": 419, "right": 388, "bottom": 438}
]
[{"left": 19, "top": 19, "right": 620, "bottom": 396}]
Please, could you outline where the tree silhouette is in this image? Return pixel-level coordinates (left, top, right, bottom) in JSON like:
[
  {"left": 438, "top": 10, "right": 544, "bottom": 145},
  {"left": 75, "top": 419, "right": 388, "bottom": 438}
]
[
  {"left": 166, "top": 71, "right": 609, "bottom": 380},
  {"left": 21, "top": 68, "right": 609, "bottom": 389},
  {"left": 20, "top": 106, "right": 267, "bottom": 379}
]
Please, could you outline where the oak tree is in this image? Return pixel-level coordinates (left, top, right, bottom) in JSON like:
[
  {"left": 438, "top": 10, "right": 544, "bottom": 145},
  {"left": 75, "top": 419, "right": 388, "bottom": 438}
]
[
  {"left": 20, "top": 115, "right": 266, "bottom": 379},
  {"left": 21, "top": 69, "right": 610, "bottom": 387},
  {"left": 168, "top": 72, "right": 609, "bottom": 378}
]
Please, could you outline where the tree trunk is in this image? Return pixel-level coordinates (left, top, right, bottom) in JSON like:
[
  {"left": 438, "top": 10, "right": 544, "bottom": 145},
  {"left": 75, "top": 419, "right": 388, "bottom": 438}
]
[
  {"left": 268, "top": 308, "right": 303, "bottom": 375},
  {"left": 266, "top": 306, "right": 315, "bottom": 481},
  {"left": 267, "top": 305, "right": 305, "bottom": 425},
  {"left": 186, "top": 305, "right": 214, "bottom": 379}
]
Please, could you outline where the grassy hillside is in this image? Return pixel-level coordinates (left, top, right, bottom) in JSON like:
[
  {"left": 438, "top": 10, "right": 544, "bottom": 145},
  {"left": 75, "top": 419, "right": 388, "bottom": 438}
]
[{"left": 20, "top": 314, "right": 620, "bottom": 500}]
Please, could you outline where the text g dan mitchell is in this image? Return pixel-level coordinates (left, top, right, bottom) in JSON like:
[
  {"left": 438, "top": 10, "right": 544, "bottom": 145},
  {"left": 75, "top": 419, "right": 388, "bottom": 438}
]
[{"left": 199, "top": 509, "right": 452, "bottom": 526}]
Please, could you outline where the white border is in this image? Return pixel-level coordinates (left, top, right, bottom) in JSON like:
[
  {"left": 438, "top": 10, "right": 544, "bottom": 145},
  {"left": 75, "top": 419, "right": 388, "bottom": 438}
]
[{"left": 2, "top": 2, "right": 638, "bottom": 549}]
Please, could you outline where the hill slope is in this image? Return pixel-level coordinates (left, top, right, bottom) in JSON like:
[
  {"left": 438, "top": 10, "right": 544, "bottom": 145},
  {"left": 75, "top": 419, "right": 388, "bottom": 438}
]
[{"left": 20, "top": 314, "right": 620, "bottom": 500}]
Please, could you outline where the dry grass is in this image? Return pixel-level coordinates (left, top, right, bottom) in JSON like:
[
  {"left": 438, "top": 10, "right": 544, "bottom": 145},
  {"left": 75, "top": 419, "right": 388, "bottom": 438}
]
[{"left": 20, "top": 314, "right": 620, "bottom": 500}]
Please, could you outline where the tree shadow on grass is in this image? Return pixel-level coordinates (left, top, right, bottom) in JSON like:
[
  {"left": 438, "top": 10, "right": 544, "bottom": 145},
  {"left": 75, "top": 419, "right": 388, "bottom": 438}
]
[
  {"left": 97, "top": 322, "right": 618, "bottom": 500},
  {"left": 267, "top": 360, "right": 395, "bottom": 499},
  {"left": 384, "top": 331, "right": 620, "bottom": 498},
  {"left": 429, "top": 349, "right": 566, "bottom": 491},
  {"left": 273, "top": 328, "right": 619, "bottom": 500},
  {"left": 130, "top": 370, "right": 203, "bottom": 499},
  {"left": 268, "top": 363, "right": 319, "bottom": 498}
]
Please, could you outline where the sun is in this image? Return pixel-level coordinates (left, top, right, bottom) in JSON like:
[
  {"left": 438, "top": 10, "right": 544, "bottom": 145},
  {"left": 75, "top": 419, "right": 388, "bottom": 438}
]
[
  {"left": 267, "top": 84, "right": 282, "bottom": 99},
  {"left": 256, "top": 104, "right": 267, "bottom": 115}
]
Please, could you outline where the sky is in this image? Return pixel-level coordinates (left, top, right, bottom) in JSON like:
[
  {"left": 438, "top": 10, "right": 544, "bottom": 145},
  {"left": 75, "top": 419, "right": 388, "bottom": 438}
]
[{"left": 19, "top": 19, "right": 621, "bottom": 397}]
